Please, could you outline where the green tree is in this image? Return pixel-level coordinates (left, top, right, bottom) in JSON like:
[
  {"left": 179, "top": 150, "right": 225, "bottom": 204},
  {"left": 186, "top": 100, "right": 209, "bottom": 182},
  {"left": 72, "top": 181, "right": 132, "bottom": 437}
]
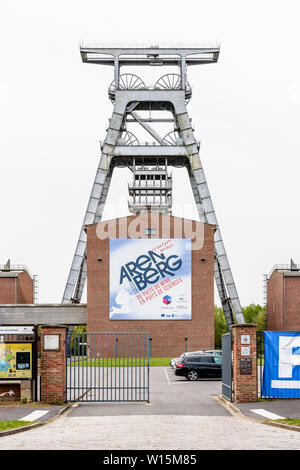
[
  {"left": 214, "top": 305, "right": 228, "bottom": 349},
  {"left": 214, "top": 303, "right": 267, "bottom": 350},
  {"left": 69, "top": 325, "right": 87, "bottom": 356},
  {"left": 242, "top": 303, "right": 266, "bottom": 327}
]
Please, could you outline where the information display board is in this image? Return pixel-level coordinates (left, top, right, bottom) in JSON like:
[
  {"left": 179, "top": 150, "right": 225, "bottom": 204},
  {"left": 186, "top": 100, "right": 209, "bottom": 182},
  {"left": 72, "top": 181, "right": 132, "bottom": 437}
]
[
  {"left": 109, "top": 238, "right": 192, "bottom": 320},
  {"left": 0, "top": 343, "right": 32, "bottom": 379}
]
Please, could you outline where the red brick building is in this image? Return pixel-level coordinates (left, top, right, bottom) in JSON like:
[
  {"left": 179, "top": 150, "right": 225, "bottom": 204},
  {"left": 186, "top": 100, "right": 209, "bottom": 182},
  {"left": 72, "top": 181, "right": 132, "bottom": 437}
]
[
  {"left": 267, "top": 264, "right": 300, "bottom": 330},
  {"left": 0, "top": 267, "right": 34, "bottom": 304},
  {"left": 86, "top": 212, "right": 216, "bottom": 357}
]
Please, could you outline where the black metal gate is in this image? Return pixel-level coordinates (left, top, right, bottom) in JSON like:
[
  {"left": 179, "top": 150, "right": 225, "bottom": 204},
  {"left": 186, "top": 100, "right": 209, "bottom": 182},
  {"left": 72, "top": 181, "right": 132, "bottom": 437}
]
[
  {"left": 222, "top": 332, "right": 232, "bottom": 401},
  {"left": 66, "top": 332, "right": 150, "bottom": 402}
]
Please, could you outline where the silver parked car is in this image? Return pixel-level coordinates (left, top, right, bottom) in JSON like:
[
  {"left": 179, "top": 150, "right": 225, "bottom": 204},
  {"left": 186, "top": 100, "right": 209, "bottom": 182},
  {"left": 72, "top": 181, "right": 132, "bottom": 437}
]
[
  {"left": 170, "top": 351, "right": 204, "bottom": 368},
  {"left": 202, "top": 349, "right": 222, "bottom": 356}
]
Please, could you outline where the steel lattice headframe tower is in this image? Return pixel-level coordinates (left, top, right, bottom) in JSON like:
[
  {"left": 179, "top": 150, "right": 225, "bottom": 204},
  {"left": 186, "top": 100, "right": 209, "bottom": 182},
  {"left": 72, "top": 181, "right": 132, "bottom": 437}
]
[{"left": 62, "top": 43, "right": 245, "bottom": 329}]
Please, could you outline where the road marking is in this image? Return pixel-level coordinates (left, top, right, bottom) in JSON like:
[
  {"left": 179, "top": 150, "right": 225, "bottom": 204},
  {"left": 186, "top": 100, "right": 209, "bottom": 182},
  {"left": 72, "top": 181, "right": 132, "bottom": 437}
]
[
  {"left": 171, "top": 381, "right": 192, "bottom": 384},
  {"left": 250, "top": 409, "right": 285, "bottom": 420},
  {"left": 19, "top": 410, "right": 50, "bottom": 422},
  {"left": 164, "top": 368, "right": 172, "bottom": 385}
]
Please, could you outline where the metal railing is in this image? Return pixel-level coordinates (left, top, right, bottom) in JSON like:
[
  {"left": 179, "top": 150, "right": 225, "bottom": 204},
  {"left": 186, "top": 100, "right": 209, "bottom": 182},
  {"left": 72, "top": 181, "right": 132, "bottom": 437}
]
[
  {"left": 268, "top": 263, "right": 300, "bottom": 278},
  {"left": 80, "top": 42, "right": 220, "bottom": 50},
  {"left": 66, "top": 332, "right": 150, "bottom": 403}
]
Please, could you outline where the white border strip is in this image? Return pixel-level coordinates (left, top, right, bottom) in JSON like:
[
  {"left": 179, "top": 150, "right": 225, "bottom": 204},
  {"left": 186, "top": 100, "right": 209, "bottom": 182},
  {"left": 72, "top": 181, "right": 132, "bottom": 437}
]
[
  {"left": 250, "top": 409, "right": 285, "bottom": 420},
  {"left": 19, "top": 410, "right": 49, "bottom": 422}
]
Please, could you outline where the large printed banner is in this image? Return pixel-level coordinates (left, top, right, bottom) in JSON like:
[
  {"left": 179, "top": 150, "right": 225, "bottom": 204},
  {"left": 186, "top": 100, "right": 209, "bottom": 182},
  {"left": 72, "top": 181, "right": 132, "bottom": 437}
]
[
  {"left": 262, "top": 331, "right": 300, "bottom": 398},
  {"left": 109, "top": 238, "right": 191, "bottom": 320}
]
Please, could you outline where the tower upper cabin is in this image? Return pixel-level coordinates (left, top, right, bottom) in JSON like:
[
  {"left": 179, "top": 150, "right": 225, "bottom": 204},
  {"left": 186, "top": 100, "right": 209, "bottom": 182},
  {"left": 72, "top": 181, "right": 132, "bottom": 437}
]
[{"left": 80, "top": 43, "right": 219, "bottom": 96}]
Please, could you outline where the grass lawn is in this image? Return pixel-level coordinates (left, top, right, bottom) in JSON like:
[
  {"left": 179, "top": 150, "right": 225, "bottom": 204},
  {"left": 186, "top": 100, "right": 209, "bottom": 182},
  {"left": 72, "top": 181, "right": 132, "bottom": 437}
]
[
  {"left": 72, "top": 357, "right": 172, "bottom": 367},
  {"left": 273, "top": 418, "right": 300, "bottom": 427},
  {"left": 0, "top": 421, "right": 32, "bottom": 432},
  {"left": 257, "top": 357, "right": 264, "bottom": 366}
]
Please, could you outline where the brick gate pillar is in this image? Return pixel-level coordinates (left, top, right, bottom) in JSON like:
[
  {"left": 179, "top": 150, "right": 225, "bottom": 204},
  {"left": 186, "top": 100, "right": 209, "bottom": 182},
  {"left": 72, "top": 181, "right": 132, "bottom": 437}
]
[
  {"left": 232, "top": 324, "right": 257, "bottom": 403},
  {"left": 40, "top": 325, "right": 67, "bottom": 404}
]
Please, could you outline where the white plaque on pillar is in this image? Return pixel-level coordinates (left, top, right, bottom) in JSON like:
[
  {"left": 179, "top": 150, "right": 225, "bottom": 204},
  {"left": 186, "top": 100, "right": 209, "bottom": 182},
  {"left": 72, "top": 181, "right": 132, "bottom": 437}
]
[
  {"left": 241, "top": 335, "right": 250, "bottom": 345},
  {"left": 241, "top": 346, "right": 250, "bottom": 356},
  {"left": 44, "top": 334, "right": 60, "bottom": 351}
]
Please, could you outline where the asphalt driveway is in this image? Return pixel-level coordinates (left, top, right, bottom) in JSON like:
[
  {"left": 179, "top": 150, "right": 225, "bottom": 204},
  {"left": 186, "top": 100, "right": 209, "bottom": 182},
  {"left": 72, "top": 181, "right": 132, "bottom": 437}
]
[{"left": 67, "top": 366, "right": 228, "bottom": 417}]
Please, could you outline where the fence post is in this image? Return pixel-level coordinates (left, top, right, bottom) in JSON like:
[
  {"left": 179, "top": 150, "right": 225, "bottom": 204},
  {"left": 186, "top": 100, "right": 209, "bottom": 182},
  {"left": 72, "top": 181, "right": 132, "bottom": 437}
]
[
  {"left": 232, "top": 323, "right": 257, "bottom": 403},
  {"left": 40, "top": 325, "right": 67, "bottom": 404}
]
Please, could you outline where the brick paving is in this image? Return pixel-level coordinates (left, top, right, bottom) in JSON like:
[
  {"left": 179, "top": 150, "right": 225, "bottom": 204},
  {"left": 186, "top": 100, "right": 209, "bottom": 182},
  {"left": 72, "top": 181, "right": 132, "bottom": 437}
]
[{"left": 0, "top": 414, "right": 300, "bottom": 450}]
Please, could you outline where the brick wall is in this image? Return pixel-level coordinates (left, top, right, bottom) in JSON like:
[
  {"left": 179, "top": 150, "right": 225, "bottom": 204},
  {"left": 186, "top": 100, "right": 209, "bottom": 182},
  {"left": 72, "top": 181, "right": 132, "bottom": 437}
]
[
  {"left": 0, "top": 271, "right": 34, "bottom": 304},
  {"left": 0, "top": 277, "right": 17, "bottom": 303},
  {"left": 40, "top": 326, "right": 66, "bottom": 403},
  {"left": 86, "top": 213, "right": 216, "bottom": 357},
  {"left": 17, "top": 271, "right": 34, "bottom": 303},
  {"left": 285, "top": 276, "right": 300, "bottom": 330},
  {"left": 267, "top": 271, "right": 284, "bottom": 330},
  {"left": 232, "top": 324, "right": 257, "bottom": 403},
  {"left": 267, "top": 271, "right": 300, "bottom": 330}
]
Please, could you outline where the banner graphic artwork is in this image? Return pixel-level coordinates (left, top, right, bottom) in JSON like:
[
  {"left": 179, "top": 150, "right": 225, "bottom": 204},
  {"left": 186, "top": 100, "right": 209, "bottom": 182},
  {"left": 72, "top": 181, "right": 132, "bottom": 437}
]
[
  {"left": 0, "top": 343, "right": 32, "bottom": 379},
  {"left": 109, "top": 238, "right": 191, "bottom": 320},
  {"left": 262, "top": 331, "right": 300, "bottom": 398}
]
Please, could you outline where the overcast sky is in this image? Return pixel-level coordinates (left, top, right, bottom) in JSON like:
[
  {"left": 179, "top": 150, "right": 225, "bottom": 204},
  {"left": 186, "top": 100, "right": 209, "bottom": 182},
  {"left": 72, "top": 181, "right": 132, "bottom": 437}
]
[{"left": 1, "top": 1, "right": 300, "bottom": 307}]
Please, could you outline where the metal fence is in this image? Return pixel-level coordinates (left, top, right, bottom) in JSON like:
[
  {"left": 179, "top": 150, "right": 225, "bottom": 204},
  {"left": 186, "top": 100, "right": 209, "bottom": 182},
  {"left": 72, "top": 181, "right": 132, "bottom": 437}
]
[{"left": 66, "top": 332, "right": 150, "bottom": 403}]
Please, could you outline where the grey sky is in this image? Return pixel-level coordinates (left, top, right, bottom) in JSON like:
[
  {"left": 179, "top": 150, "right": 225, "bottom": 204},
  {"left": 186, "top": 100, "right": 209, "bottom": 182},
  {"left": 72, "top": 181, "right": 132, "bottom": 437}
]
[{"left": 1, "top": 1, "right": 300, "bottom": 306}]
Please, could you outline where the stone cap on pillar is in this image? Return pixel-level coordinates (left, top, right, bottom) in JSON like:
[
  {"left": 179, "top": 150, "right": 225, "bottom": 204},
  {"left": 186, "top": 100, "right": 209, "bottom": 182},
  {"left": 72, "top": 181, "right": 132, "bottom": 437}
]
[
  {"left": 232, "top": 324, "right": 257, "bottom": 328},
  {"left": 40, "top": 325, "right": 68, "bottom": 329}
]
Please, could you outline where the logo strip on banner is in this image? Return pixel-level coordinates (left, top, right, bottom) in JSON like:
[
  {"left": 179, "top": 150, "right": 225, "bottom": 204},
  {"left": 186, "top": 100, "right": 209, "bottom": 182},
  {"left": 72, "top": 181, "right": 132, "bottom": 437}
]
[
  {"left": 109, "top": 238, "right": 192, "bottom": 320},
  {"left": 262, "top": 331, "right": 300, "bottom": 398}
]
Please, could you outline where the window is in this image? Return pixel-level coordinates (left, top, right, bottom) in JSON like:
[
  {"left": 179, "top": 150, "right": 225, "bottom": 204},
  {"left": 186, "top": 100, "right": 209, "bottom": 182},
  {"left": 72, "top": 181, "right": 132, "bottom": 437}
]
[
  {"left": 186, "top": 357, "right": 200, "bottom": 363},
  {"left": 199, "top": 356, "right": 214, "bottom": 363},
  {"left": 144, "top": 228, "right": 156, "bottom": 236},
  {"left": 213, "top": 357, "right": 222, "bottom": 364}
]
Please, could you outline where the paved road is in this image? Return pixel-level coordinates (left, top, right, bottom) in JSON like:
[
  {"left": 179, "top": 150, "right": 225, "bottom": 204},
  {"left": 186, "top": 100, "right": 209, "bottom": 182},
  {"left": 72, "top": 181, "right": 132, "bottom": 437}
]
[
  {"left": 0, "top": 404, "right": 64, "bottom": 422},
  {"left": 1, "top": 412, "right": 300, "bottom": 450},
  {"left": 0, "top": 368, "right": 300, "bottom": 450}
]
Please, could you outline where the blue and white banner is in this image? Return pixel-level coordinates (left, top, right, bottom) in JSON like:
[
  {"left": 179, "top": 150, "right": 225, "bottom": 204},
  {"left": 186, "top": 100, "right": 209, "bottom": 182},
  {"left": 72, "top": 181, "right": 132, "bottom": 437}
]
[
  {"left": 109, "top": 238, "right": 191, "bottom": 320},
  {"left": 262, "top": 331, "right": 300, "bottom": 398}
]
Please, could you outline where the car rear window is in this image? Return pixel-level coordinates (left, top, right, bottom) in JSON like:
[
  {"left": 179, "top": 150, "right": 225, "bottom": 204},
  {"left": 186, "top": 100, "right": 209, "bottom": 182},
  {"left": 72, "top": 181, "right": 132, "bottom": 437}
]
[
  {"left": 185, "top": 356, "right": 215, "bottom": 363},
  {"left": 213, "top": 357, "right": 222, "bottom": 364}
]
